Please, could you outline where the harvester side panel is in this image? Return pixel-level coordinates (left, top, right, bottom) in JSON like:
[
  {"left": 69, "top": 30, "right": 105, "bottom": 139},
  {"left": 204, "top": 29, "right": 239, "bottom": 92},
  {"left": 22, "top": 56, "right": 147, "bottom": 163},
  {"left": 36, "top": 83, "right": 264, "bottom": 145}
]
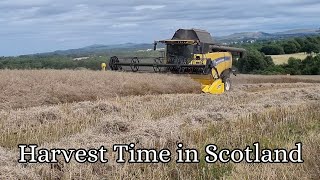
[{"left": 189, "top": 52, "right": 232, "bottom": 85}]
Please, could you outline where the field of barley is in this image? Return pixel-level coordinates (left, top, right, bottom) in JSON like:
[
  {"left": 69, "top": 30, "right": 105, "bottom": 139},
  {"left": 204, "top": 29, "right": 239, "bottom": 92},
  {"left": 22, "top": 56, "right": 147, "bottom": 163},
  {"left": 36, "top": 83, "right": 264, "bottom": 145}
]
[{"left": 0, "top": 70, "right": 319, "bottom": 179}]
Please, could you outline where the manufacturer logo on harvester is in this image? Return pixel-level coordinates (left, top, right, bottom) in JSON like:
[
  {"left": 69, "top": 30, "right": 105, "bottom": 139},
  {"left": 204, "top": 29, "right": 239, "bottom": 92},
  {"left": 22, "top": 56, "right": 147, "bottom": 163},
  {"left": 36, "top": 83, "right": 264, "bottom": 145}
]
[{"left": 214, "top": 56, "right": 231, "bottom": 65}]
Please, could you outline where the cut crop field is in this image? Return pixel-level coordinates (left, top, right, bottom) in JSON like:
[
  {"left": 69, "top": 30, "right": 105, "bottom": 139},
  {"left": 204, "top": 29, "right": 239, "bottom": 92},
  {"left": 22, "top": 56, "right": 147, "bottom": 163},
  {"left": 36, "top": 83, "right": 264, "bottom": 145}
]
[
  {"left": 0, "top": 70, "right": 319, "bottom": 179},
  {"left": 271, "top": 53, "right": 309, "bottom": 65}
]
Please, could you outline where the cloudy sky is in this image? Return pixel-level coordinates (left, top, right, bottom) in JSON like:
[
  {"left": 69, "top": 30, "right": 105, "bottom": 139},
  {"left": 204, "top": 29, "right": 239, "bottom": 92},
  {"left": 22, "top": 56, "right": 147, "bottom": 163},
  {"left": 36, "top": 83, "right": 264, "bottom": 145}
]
[{"left": 1, "top": 0, "right": 319, "bottom": 56}]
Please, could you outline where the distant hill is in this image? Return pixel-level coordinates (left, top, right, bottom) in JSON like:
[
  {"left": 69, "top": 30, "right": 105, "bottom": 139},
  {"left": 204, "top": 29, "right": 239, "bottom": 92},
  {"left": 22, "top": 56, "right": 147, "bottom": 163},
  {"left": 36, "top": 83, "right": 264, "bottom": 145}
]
[
  {"left": 216, "top": 28, "right": 320, "bottom": 43},
  {"left": 275, "top": 28, "right": 319, "bottom": 35},
  {"left": 41, "top": 43, "right": 157, "bottom": 56},
  {"left": 217, "top": 32, "right": 273, "bottom": 41},
  {"left": 38, "top": 28, "right": 319, "bottom": 56}
]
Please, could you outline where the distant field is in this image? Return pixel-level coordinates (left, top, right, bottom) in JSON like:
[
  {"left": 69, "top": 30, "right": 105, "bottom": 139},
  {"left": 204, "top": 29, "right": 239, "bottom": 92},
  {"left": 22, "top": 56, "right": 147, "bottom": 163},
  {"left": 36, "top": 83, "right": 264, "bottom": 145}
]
[{"left": 271, "top": 53, "right": 308, "bottom": 65}]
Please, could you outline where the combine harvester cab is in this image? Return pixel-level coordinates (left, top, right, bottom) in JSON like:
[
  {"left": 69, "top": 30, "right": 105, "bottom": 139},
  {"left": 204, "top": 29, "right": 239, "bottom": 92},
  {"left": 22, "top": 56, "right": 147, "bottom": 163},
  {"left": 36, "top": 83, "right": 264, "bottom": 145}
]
[{"left": 108, "top": 29, "right": 246, "bottom": 94}]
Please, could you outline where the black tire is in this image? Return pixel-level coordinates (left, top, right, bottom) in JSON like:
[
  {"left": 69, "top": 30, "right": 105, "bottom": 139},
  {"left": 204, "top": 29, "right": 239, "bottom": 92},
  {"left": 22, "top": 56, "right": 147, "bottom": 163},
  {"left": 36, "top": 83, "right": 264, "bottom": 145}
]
[{"left": 223, "top": 77, "right": 232, "bottom": 91}]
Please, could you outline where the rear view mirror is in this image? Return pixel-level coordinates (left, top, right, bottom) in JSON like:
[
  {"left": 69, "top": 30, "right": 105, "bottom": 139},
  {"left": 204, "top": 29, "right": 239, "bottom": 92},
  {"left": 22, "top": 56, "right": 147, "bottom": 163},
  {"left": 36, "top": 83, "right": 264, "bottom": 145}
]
[
  {"left": 153, "top": 42, "right": 157, "bottom": 51},
  {"left": 240, "top": 52, "right": 246, "bottom": 58}
]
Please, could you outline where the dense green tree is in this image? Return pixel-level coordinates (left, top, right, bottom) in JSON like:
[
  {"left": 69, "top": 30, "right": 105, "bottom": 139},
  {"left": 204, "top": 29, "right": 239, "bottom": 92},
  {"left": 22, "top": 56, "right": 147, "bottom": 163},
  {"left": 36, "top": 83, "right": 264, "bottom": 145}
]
[
  {"left": 301, "top": 43, "right": 319, "bottom": 54},
  {"left": 294, "top": 38, "right": 305, "bottom": 51},
  {"left": 264, "top": 55, "right": 275, "bottom": 67},
  {"left": 262, "top": 65, "right": 285, "bottom": 75},
  {"left": 306, "top": 37, "right": 318, "bottom": 44},
  {"left": 287, "top": 57, "right": 302, "bottom": 68},
  {"left": 292, "top": 40, "right": 301, "bottom": 51},
  {"left": 238, "top": 49, "right": 269, "bottom": 73},
  {"left": 301, "top": 55, "right": 320, "bottom": 75},
  {"left": 283, "top": 41, "right": 299, "bottom": 54},
  {"left": 284, "top": 57, "right": 302, "bottom": 75},
  {"left": 260, "top": 45, "right": 284, "bottom": 55}
]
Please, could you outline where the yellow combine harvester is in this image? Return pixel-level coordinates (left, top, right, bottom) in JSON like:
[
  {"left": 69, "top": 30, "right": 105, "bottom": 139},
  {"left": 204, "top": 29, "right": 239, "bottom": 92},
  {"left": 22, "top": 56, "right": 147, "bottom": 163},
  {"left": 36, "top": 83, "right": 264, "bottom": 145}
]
[{"left": 109, "top": 29, "right": 246, "bottom": 94}]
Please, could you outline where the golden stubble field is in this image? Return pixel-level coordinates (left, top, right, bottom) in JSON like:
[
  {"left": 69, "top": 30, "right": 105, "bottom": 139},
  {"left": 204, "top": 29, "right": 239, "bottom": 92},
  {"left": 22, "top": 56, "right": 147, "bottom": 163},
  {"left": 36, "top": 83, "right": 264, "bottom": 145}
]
[
  {"left": 0, "top": 70, "right": 319, "bottom": 179},
  {"left": 270, "top": 53, "right": 310, "bottom": 65}
]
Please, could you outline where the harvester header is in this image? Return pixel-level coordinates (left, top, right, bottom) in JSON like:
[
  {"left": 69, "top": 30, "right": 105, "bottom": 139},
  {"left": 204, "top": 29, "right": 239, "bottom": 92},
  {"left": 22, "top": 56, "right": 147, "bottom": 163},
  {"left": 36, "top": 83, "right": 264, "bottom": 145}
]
[{"left": 108, "top": 29, "right": 246, "bottom": 94}]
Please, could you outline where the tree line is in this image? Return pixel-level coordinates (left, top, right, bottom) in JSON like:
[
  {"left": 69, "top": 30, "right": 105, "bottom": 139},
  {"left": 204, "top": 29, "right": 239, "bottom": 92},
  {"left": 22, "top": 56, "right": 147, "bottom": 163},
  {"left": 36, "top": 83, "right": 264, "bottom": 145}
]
[
  {"left": 235, "top": 49, "right": 320, "bottom": 75},
  {"left": 259, "top": 36, "right": 320, "bottom": 55},
  {"left": 234, "top": 35, "right": 320, "bottom": 75},
  {"left": 0, "top": 51, "right": 161, "bottom": 70},
  {"left": 0, "top": 55, "right": 106, "bottom": 70}
]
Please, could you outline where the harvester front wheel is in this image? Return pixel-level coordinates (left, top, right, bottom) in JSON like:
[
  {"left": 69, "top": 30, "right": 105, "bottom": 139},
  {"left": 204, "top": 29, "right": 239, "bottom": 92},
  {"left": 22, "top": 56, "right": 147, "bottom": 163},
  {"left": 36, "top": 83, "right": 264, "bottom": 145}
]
[{"left": 223, "top": 77, "right": 232, "bottom": 91}]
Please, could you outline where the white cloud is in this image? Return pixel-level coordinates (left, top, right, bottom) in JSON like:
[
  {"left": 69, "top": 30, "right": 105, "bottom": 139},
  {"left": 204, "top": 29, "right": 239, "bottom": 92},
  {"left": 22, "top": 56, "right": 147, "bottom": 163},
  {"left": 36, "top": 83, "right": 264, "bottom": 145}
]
[
  {"left": 111, "top": 23, "right": 138, "bottom": 28},
  {"left": 134, "top": 5, "right": 165, "bottom": 11}
]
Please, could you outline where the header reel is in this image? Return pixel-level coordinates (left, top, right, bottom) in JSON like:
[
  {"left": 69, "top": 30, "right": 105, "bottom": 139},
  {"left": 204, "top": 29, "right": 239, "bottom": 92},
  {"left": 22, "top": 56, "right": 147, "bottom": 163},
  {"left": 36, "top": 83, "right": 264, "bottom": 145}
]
[{"left": 108, "top": 56, "right": 213, "bottom": 75}]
